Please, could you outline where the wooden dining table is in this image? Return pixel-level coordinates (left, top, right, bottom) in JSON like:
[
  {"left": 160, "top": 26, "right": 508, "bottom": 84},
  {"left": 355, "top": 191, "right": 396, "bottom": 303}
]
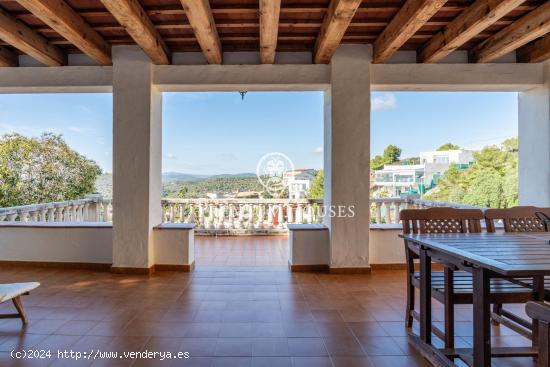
[{"left": 400, "top": 232, "right": 550, "bottom": 367}]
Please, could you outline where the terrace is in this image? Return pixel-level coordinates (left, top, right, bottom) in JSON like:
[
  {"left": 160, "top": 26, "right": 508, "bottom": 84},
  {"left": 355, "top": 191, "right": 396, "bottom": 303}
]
[{"left": 0, "top": 0, "right": 548, "bottom": 365}]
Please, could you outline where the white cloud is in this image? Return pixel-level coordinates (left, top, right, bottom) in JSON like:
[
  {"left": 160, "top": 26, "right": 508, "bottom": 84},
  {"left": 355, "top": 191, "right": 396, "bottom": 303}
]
[
  {"left": 372, "top": 93, "right": 397, "bottom": 111},
  {"left": 313, "top": 146, "right": 323, "bottom": 155},
  {"left": 164, "top": 153, "right": 177, "bottom": 160}
]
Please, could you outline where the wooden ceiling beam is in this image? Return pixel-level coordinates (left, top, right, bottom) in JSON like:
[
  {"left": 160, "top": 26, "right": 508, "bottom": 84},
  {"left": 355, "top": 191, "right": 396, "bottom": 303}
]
[
  {"left": 0, "top": 45, "right": 17, "bottom": 66},
  {"left": 259, "top": 0, "right": 281, "bottom": 64},
  {"left": 373, "top": 0, "right": 448, "bottom": 64},
  {"left": 100, "top": 0, "right": 171, "bottom": 65},
  {"left": 314, "top": 0, "right": 363, "bottom": 64},
  {"left": 0, "top": 8, "right": 64, "bottom": 66},
  {"left": 419, "top": 0, "right": 525, "bottom": 63},
  {"left": 179, "top": 0, "right": 222, "bottom": 64},
  {"left": 471, "top": 1, "right": 550, "bottom": 63},
  {"left": 517, "top": 35, "right": 550, "bottom": 63},
  {"left": 15, "top": 0, "right": 111, "bottom": 66}
]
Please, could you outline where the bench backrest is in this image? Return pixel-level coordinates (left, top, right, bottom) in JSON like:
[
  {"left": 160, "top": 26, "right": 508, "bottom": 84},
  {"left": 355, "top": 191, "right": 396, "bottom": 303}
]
[
  {"left": 484, "top": 206, "right": 550, "bottom": 233},
  {"left": 400, "top": 207, "right": 484, "bottom": 235}
]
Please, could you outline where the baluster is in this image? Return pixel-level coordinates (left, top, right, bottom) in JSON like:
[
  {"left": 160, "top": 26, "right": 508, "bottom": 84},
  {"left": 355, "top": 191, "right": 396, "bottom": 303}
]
[
  {"left": 316, "top": 204, "right": 324, "bottom": 224},
  {"left": 56, "top": 207, "right": 64, "bottom": 222},
  {"left": 7, "top": 213, "right": 17, "bottom": 221},
  {"left": 296, "top": 204, "right": 303, "bottom": 224},
  {"left": 248, "top": 204, "right": 254, "bottom": 229},
  {"left": 29, "top": 211, "right": 38, "bottom": 222},
  {"left": 71, "top": 204, "right": 78, "bottom": 222},
  {"left": 186, "top": 204, "right": 194, "bottom": 224},
  {"left": 40, "top": 209, "right": 48, "bottom": 222},
  {"left": 19, "top": 211, "right": 29, "bottom": 222},
  {"left": 305, "top": 204, "right": 313, "bottom": 224},
  {"left": 228, "top": 204, "right": 235, "bottom": 229},
  {"left": 257, "top": 204, "right": 264, "bottom": 228},
  {"left": 0, "top": 215, "right": 6, "bottom": 221},
  {"left": 394, "top": 202, "right": 402, "bottom": 223},
  {"left": 287, "top": 204, "right": 294, "bottom": 224},
  {"left": 277, "top": 204, "right": 284, "bottom": 228},
  {"left": 375, "top": 203, "right": 382, "bottom": 224},
  {"left": 235, "top": 205, "right": 244, "bottom": 229},
  {"left": 178, "top": 204, "right": 184, "bottom": 223},
  {"left": 267, "top": 204, "right": 274, "bottom": 228},
  {"left": 198, "top": 203, "right": 205, "bottom": 228},
  {"left": 384, "top": 202, "right": 391, "bottom": 224},
  {"left": 48, "top": 208, "right": 56, "bottom": 222}
]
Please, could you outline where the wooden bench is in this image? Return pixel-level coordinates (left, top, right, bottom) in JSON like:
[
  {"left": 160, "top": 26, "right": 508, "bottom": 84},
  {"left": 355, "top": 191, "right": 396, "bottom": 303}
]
[{"left": 0, "top": 282, "right": 40, "bottom": 324}]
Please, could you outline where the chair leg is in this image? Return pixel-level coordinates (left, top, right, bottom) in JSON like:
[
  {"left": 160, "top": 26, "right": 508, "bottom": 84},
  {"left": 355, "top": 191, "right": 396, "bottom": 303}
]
[
  {"left": 12, "top": 296, "right": 28, "bottom": 324},
  {"left": 444, "top": 267, "right": 455, "bottom": 349},
  {"left": 406, "top": 278, "right": 414, "bottom": 328},
  {"left": 492, "top": 303, "right": 502, "bottom": 325}
]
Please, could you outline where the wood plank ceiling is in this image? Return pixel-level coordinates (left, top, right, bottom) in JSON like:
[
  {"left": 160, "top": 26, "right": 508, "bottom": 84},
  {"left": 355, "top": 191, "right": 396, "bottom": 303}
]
[{"left": 0, "top": 0, "right": 548, "bottom": 66}]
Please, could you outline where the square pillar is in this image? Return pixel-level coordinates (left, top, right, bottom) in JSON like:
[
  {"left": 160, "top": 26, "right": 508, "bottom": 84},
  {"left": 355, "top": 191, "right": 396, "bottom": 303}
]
[
  {"left": 519, "top": 61, "right": 550, "bottom": 206},
  {"left": 112, "top": 46, "right": 162, "bottom": 273},
  {"left": 324, "top": 45, "right": 371, "bottom": 271}
]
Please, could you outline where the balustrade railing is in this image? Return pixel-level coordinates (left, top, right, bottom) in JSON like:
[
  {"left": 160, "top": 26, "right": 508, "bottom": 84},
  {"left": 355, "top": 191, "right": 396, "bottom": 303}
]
[
  {"left": 0, "top": 195, "right": 112, "bottom": 223},
  {"left": 161, "top": 198, "right": 324, "bottom": 231},
  {"left": 0, "top": 194, "right": 483, "bottom": 229}
]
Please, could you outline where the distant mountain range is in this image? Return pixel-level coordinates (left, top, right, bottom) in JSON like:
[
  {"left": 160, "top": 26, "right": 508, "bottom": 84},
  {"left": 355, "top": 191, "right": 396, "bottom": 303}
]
[{"left": 95, "top": 172, "right": 257, "bottom": 198}]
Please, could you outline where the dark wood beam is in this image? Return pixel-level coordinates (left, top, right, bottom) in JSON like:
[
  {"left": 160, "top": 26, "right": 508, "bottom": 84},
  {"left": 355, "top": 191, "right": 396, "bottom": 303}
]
[
  {"left": 314, "top": 0, "right": 363, "bottom": 64},
  {"left": 179, "top": 0, "right": 222, "bottom": 64},
  {"left": 471, "top": 1, "right": 550, "bottom": 63},
  {"left": 100, "top": 0, "right": 170, "bottom": 65},
  {"left": 517, "top": 35, "right": 550, "bottom": 63},
  {"left": 0, "top": 8, "right": 64, "bottom": 66},
  {"left": 373, "top": 0, "right": 448, "bottom": 64},
  {"left": 419, "top": 0, "right": 526, "bottom": 63},
  {"left": 15, "top": 0, "right": 111, "bottom": 65},
  {"left": 259, "top": 0, "right": 281, "bottom": 64},
  {"left": 0, "top": 45, "right": 17, "bottom": 66}
]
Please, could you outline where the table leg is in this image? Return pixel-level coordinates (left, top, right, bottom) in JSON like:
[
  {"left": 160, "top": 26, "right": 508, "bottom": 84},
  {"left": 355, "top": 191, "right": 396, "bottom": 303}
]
[
  {"left": 444, "top": 267, "right": 455, "bottom": 349},
  {"left": 473, "top": 266, "right": 491, "bottom": 367},
  {"left": 533, "top": 275, "right": 545, "bottom": 352},
  {"left": 420, "top": 247, "right": 431, "bottom": 344}
]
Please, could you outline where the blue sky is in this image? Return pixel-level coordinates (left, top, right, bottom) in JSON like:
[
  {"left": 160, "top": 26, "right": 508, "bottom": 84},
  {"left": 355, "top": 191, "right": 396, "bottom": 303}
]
[{"left": 0, "top": 91, "right": 517, "bottom": 174}]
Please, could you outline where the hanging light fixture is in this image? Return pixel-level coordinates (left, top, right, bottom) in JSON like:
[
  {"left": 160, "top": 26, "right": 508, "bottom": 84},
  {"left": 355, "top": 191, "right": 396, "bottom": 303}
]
[{"left": 239, "top": 91, "right": 248, "bottom": 100}]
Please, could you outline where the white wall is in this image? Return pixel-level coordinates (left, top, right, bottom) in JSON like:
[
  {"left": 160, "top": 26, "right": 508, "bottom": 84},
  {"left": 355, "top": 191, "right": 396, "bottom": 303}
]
[
  {"left": 154, "top": 224, "right": 195, "bottom": 266},
  {"left": 519, "top": 60, "right": 550, "bottom": 206},
  {"left": 0, "top": 223, "right": 112, "bottom": 264},
  {"left": 369, "top": 226, "right": 406, "bottom": 264}
]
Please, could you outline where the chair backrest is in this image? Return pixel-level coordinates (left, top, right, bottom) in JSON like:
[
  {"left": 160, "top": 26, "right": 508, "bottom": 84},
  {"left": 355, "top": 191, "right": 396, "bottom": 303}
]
[
  {"left": 484, "top": 206, "right": 550, "bottom": 233},
  {"left": 400, "top": 207, "right": 484, "bottom": 234}
]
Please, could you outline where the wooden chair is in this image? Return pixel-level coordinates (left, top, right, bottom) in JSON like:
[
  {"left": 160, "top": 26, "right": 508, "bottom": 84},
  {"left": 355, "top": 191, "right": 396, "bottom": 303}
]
[
  {"left": 526, "top": 301, "right": 550, "bottom": 366},
  {"left": 401, "top": 207, "right": 534, "bottom": 347},
  {"left": 486, "top": 206, "right": 550, "bottom": 332}
]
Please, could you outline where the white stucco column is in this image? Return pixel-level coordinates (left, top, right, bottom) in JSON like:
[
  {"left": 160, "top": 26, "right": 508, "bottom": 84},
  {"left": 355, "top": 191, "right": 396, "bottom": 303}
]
[
  {"left": 324, "top": 44, "right": 371, "bottom": 270},
  {"left": 518, "top": 60, "right": 550, "bottom": 206},
  {"left": 112, "top": 46, "right": 162, "bottom": 272}
]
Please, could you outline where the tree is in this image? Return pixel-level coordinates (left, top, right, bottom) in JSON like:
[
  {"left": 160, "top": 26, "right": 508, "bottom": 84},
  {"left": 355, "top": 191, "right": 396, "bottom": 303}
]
[
  {"left": 308, "top": 170, "right": 324, "bottom": 199},
  {"left": 371, "top": 144, "right": 402, "bottom": 170},
  {"left": 0, "top": 133, "right": 102, "bottom": 207},
  {"left": 425, "top": 138, "right": 518, "bottom": 208},
  {"left": 437, "top": 143, "right": 460, "bottom": 151}
]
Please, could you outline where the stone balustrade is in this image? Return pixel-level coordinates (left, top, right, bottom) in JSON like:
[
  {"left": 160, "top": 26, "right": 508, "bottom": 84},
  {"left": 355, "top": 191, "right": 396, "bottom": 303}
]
[
  {"left": 0, "top": 195, "right": 112, "bottom": 223},
  {"left": 161, "top": 199, "right": 324, "bottom": 233},
  {"left": 0, "top": 194, "right": 482, "bottom": 230}
]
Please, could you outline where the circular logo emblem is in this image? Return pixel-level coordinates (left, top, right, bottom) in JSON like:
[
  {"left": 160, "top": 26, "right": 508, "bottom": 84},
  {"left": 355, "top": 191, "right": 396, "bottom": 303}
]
[{"left": 256, "top": 152, "right": 295, "bottom": 196}]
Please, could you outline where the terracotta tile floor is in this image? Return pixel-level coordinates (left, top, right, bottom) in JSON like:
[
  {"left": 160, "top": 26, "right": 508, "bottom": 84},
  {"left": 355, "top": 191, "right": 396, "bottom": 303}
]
[
  {"left": 195, "top": 236, "right": 288, "bottom": 266},
  {"left": 0, "top": 237, "right": 536, "bottom": 366}
]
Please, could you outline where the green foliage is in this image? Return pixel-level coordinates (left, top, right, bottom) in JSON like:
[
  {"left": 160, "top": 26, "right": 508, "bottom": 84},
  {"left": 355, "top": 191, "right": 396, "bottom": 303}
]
[
  {"left": 437, "top": 143, "right": 460, "bottom": 151},
  {"left": 0, "top": 133, "right": 102, "bottom": 207},
  {"left": 371, "top": 144, "right": 402, "bottom": 170},
  {"left": 426, "top": 138, "right": 518, "bottom": 208},
  {"left": 162, "top": 176, "right": 264, "bottom": 198},
  {"left": 401, "top": 156, "right": 420, "bottom": 165},
  {"left": 308, "top": 170, "right": 324, "bottom": 199}
]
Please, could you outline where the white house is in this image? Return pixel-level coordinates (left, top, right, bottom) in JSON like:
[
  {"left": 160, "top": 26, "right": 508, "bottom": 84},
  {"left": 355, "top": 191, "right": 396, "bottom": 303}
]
[
  {"left": 284, "top": 169, "right": 316, "bottom": 199},
  {"left": 373, "top": 149, "right": 475, "bottom": 197}
]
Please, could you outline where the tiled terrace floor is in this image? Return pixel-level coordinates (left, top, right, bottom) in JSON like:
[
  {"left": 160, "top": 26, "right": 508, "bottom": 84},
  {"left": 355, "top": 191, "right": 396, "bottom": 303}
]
[
  {"left": 0, "top": 237, "right": 535, "bottom": 367},
  {"left": 195, "top": 236, "right": 288, "bottom": 267}
]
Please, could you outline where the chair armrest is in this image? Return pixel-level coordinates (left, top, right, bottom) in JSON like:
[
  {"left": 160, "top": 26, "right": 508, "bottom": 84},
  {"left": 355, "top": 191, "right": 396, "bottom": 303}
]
[{"left": 526, "top": 301, "right": 550, "bottom": 323}]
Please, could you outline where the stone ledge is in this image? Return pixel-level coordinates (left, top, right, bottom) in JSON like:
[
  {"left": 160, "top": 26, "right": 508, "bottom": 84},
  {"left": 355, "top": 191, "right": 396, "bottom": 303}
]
[
  {"left": 0, "top": 221, "right": 112, "bottom": 228},
  {"left": 154, "top": 223, "right": 195, "bottom": 230},
  {"left": 287, "top": 224, "right": 328, "bottom": 231}
]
